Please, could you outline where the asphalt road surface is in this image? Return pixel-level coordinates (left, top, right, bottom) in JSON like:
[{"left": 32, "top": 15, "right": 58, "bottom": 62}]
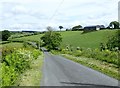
[{"left": 41, "top": 49, "right": 119, "bottom": 88}]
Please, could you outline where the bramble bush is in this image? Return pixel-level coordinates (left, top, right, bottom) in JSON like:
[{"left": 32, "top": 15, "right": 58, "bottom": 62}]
[{"left": 1, "top": 48, "right": 41, "bottom": 86}]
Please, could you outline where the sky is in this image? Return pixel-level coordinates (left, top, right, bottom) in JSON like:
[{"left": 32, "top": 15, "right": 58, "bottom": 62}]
[{"left": 0, "top": 0, "right": 119, "bottom": 31}]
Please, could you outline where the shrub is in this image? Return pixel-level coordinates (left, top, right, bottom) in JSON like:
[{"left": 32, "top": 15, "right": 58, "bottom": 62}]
[
  {"left": 1, "top": 48, "right": 41, "bottom": 86},
  {"left": 41, "top": 30, "right": 62, "bottom": 50},
  {"left": 2, "top": 30, "right": 11, "bottom": 41},
  {"left": 106, "top": 30, "right": 120, "bottom": 50}
]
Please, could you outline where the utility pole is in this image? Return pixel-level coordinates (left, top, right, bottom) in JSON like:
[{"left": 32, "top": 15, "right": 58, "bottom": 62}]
[{"left": 118, "top": 1, "right": 120, "bottom": 24}]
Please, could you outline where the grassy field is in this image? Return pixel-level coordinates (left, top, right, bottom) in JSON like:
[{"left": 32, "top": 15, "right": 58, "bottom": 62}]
[
  {"left": 61, "top": 30, "right": 117, "bottom": 49},
  {"left": 0, "top": 42, "right": 23, "bottom": 55},
  {"left": 0, "top": 42, "right": 23, "bottom": 49},
  {"left": 9, "top": 34, "right": 43, "bottom": 42},
  {"left": 9, "top": 30, "right": 117, "bottom": 49}
]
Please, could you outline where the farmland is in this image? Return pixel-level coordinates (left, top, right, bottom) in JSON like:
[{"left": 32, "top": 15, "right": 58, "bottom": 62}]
[
  {"left": 61, "top": 30, "right": 117, "bottom": 49},
  {"left": 0, "top": 42, "right": 23, "bottom": 48},
  {"left": 9, "top": 34, "right": 43, "bottom": 42},
  {"left": 9, "top": 30, "right": 117, "bottom": 49}
]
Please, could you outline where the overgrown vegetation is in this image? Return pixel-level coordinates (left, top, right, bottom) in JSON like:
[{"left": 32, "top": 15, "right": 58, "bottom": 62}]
[
  {"left": 0, "top": 30, "right": 44, "bottom": 87},
  {"left": 14, "top": 54, "right": 43, "bottom": 86},
  {"left": 59, "top": 48, "right": 119, "bottom": 66},
  {"left": 1, "top": 48, "right": 41, "bottom": 87}
]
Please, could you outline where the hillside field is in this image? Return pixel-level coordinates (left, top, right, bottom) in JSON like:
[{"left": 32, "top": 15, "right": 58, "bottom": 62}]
[
  {"left": 9, "top": 30, "right": 117, "bottom": 49},
  {"left": 61, "top": 30, "right": 117, "bottom": 49},
  {"left": 0, "top": 42, "right": 23, "bottom": 48},
  {"left": 9, "top": 34, "right": 43, "bottom": 42}
]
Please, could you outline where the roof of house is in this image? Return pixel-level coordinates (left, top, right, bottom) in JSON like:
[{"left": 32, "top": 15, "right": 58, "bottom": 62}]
[{"left": 84, "top": 25, "right": 105, "bottom": 28}]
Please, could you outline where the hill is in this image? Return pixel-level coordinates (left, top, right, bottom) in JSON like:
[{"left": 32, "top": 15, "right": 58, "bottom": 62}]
[
  {"left": 61, "top": 30, "right": 117, "bottom": 49},
  {"left": 9, "top": 30, "right": 117, "bottom": 49}
]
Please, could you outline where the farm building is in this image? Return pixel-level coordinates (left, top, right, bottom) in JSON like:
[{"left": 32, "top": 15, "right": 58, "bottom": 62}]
[{"left": 83, "top": 25, "right": 105, "bottom": 32}]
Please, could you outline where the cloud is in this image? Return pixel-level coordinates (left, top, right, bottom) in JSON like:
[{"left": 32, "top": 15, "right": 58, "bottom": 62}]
[{"left": 0, "top": 0, "right": 119, "bottom": 31}]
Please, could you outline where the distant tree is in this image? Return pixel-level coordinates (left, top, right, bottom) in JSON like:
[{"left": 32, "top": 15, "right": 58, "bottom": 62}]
[
  {"left": 72, "top": 25, "right": 82, "bottom": 31},
  {"left": 47, "top": 26, "right": 53, "bottom": 31},
  {"left": 109, "top": 21, "right": 120, "bottom": 29},
  {"left": 66, "top": 29, "right": 69, "bottom": 31},
  {"left": 41, "top": 26, "right": 62, "bottom": 50},
  {"left": 2, "top": 30, "right": 11, "bottom": 41},
  {"left": 59, "top": 26, "right": 63, "bottom": 31},
  {"left": 66, "top": 28, "right": 72, "bottom": 31},
  {"left": 106, "top": 26, "right": 110, "bottom": 29}
]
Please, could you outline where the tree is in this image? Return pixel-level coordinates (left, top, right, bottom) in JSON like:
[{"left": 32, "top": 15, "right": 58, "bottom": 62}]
[
  {"left": 72, "top": 25, "right": 82, "bottom": 31},
  {"left": 109, "top": 21, "right": 120, "bottom": 29},
  {"left": 2, "top": 30, "right": 11, "bottom": 41},
  {"left": 59, "top": 26, "right": 63, "bottom": 31},
  {"left": 106, "top": 30, "right": 120, "bottom": 50},
  {"left": 41, "top": 27, "right": 62, "bottom": 50},
  {"left": 47, "top": 26, "right": 53, "bottom": 31}
]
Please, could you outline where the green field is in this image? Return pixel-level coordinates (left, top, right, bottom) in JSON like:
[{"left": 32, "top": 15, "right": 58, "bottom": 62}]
[
  {"left": 9, "top": 34, "right": 43, "bottom": 42},
  {"left": 61, "top": 30, "right": 117, "bottom": 49},
  {"left": 9, "top": 30, "right": 117, "bottom": 49},
  {"left": 0, "top": 42, "right": 23, "bottom": 48}
]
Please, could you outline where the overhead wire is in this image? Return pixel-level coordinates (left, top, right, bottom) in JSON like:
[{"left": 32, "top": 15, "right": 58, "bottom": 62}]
[{"left": 46, "top": 0, "right": 64, "bottom": 27}]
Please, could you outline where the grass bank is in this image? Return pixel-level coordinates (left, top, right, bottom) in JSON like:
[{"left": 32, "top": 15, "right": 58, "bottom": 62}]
[{"left": 63, "top": 54, "right": 119, "bottom": 80}]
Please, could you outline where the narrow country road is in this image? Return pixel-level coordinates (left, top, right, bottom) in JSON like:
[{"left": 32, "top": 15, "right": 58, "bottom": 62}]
[{"left": 40, "top": 49, "right": 119, "bottom": 88}]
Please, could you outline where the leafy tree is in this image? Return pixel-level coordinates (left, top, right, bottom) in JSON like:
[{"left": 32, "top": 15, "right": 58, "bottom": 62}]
[
  {"left": 47, "top": 26, "right": 53, "bottom": 31},
  {"left": 2, "top": 30, "right": 11, "bottom": 41},
  {"left": 109, "top": 21, "right": 120, "bottom": 29},
  {"left": 72, "top": 25, "right": 82, "bottom": 31},
  {"left": 59, "top": 26, "right": 63, "bottom": 31},
  {"left": 41, "top": 27, "right": 62, "bottom": 50},
  {"left": 106, "top": 30, "right": 120, "bottom": 50}
]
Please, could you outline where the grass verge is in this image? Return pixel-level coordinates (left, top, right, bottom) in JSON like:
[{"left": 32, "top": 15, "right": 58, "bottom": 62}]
[
  {"left": 61, "top": 54, "right": 119, "bottom": 80},
  {"left": 14, "top": 53, "right": 44, "bottom": 86}
]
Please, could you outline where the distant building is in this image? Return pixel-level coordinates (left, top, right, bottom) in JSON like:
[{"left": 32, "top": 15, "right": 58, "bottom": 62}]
[
  {"left": 84, "top": 25, "right": 105, "bottom": 32},
  {"left": 118, "top": 1, "right": 120, "bottom": 23}
]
